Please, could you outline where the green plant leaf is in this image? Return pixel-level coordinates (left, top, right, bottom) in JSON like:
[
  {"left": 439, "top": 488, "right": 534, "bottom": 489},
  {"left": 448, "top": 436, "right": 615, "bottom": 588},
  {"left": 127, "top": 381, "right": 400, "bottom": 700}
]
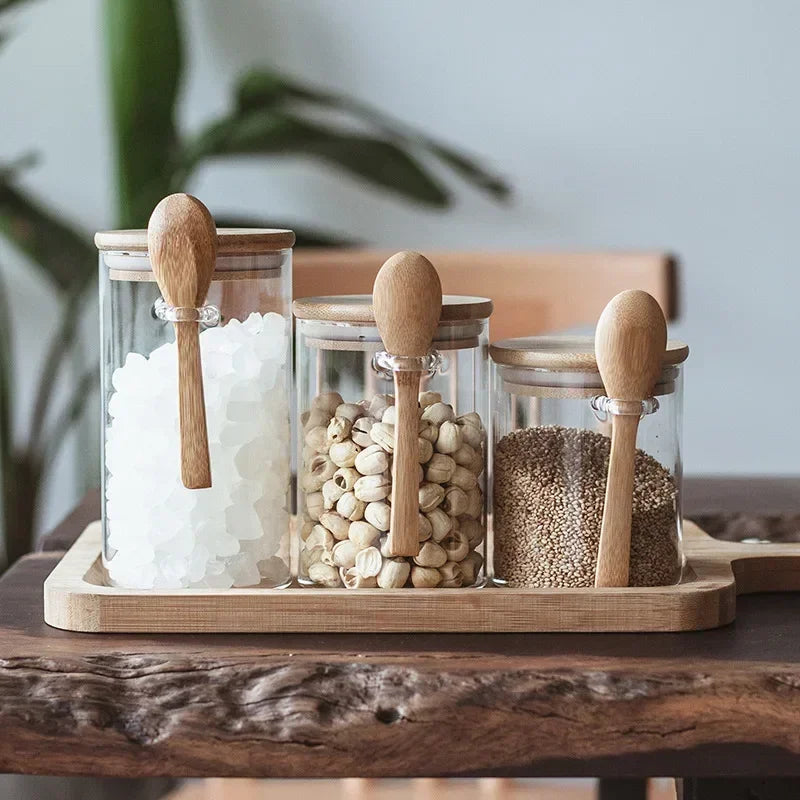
[
  {"left": 236, "top": 70, "right": 510, "bottom": 202},
  {"left": 214, "top": 216, "right": 357, "bottom": 248},
  {"left": 104, "top": 0, "right": 183, "bottom": 227},
  {"left": 39, "top": 367, "right": 98, "bottom": 472},
  {"left": 181, "top": 110, "right": 450, "bottom": 207},
  {"left": 28, "top": 280, "right": 94, "bottom": 456},
  {"left": 0, "top": 173, "right": 95, "bottom": 292}
]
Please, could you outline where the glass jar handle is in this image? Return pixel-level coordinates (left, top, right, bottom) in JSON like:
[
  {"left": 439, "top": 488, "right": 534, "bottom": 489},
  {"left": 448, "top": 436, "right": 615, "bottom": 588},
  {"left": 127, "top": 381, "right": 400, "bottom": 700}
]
[
  {"left": 372, "top": 349, "right": 442, "bottom": 377},
  {"left": 153, "top": 296, "right": 221, "bottom": 327},
  {"left": 590, "top": 395, "right": 659, "bottom": 422}
]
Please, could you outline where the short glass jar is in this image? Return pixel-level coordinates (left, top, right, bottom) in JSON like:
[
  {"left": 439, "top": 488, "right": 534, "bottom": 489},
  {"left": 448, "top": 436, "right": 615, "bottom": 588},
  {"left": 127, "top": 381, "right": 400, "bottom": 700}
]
[
  {"left": 490, "top": 336, "right": 689, "bottom": 588},
  {"left": 293, "top": 295, "right": 492, "bottom": 589},
  {"left": 95, "top": 228, "right": 295, "bottom": 589}
]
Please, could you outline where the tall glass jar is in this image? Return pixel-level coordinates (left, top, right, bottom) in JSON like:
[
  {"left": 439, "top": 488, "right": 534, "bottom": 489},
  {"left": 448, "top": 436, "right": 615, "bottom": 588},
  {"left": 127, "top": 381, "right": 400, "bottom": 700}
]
[
  {"left": 95, "top": 228, "right": 294, "bottom": 589},
  {"left": 490, "top": 336, "right": 689, "bottom": 588},
  {"left": 293, "top": 295, "right": 492, "bottom": 589}
]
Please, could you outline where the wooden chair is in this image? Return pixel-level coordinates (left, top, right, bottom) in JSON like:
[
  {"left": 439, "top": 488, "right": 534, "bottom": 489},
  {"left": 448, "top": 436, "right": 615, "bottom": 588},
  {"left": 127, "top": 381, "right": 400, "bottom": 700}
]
[{"left": 293, "top": 250, "right": 679, "bottom": 339}]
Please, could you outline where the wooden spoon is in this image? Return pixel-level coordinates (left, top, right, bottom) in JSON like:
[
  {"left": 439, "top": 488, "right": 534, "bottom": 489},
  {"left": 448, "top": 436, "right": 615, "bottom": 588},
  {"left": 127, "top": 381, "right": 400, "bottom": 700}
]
[
  {"left": 147, "top": 193, "right": 217, "bottom": 490},
  {"left": 373, "top": 251, "right": 442, "bottom": 557},
  {"left": 594, "top": 290, "right": 667, "bottom": 587}
]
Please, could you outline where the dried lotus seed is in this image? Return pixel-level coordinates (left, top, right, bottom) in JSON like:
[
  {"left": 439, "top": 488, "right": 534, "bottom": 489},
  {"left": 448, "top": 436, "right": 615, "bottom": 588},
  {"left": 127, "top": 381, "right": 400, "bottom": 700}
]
[
  {"left": 435, "top": 421, "right": 462, "bottom": 454},
  {"left": 449, "top": 464, "right": 478, "bottom": 491},
  {"left": 322, "top": 478, "right": 345, "bottom": 509},
  {"left": 313, "top": 392, "right": 344, "bottom": 414},
  {"left": 333, "top": 467, "right": 360, "bottom": 491},
  {"left": 336, "top": 491, "right": 366, "bottom": 521},
  {"left": 438, "top": 561, "right": 464, "bottom": 588},
  {"left": 308, "top": 561, "right": 341, "bottom": 587},
  {"left": 368, "top": 394, "right": 394, "bottom": 419},
  {"left": 425, "top": 453, "right": 456, "bottom": 484},
  {"left": 354, "top": 444, "right": 389, "bottom": 475},
  {"left": 319, "top": 511, "right": 350, "bottom": 540},
  {"left": 421, "top": 402, "right": 455, "bottom": 426},
  {"left": 417, "top": 437, "right": 434, "bottom": 464},
  {"left": 426, "top": 507, "right": 453, "bottom": 542},
  {"left": 355, "top": 546, "right": 383, "bottom": 578},
  {"left": 326, "top": 416, "right": 352, "bottom": 445},
  {"left": 419, "top": 482, "right": 445, "bottom": 513},
  {"left": 332, "top": 539, "right": 358, "bottom": 569},
  {"left": 354, "top": 473, "right": 391, "bottom": 502},
  {"left": 442, "top": 485, "right": 469, "bottom": 516},
  {"left": 349, "top": 520, "right": 381, "bottom": 549},
  {"left": 305, "top": 491, "right": 324, "bottom": 521},
  {"left": 411, "top": 565, "right": 442, "bottom": 588},
  {"left": 377, "top": 558, "right": 410, "bottom": 588},
  {"left": 351, "top": 417, "right": 376, "bottom": 447},
  {"left": 303, "top": 407, "right": 331, "bottom": 432},
  {"left": 418, "top": 391, "right": 442, "bottom": 408},
  {"left": 365, "top": 501, "right": 391, "bottom": 531},
  {"left": 341, "top": 566, "right": 378, "bottom": 589},
  {"left": 369, "top": 422, "right": 395, "bottom": 453},
  {"left": 304, "top": 426, "right": 329, "bottom": 454},
  {"left": 414, "top": 540, "right": 448, "bottom": 569},
  {"left": 418, "top": 512, "right": 433, "bottom": 541},
  {"left": 305, "top": 524, "right": 334, "bottom": 551},
  {"left": 329, "top": 440, "right": 361, "bottom": 468},
  {"left": 440, "top": 528, "right": 470, "bottom": 562},
  {"left": 335, "top": 402, "right": 363, "bottom": 423}
]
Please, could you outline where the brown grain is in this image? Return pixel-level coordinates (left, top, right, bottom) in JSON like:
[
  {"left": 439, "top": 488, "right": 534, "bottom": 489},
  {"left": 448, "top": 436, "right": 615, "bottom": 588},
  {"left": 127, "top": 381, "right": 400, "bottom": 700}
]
[{"left": 493, "top": 425, "right": 679, "bottom": 588}]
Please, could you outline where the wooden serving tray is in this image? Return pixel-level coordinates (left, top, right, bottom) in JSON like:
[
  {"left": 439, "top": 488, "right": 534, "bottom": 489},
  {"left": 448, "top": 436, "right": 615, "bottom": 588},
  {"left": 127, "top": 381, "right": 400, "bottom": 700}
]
[{"left": 43, "top": 521, "right": 800, "bottom": 633}]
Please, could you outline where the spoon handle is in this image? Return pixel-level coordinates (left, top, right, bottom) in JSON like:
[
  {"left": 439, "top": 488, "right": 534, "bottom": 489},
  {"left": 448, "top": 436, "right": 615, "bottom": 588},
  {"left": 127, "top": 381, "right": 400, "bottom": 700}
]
[
  {"left": 595, "top": 414, "right": 639, "bottom": 587},
  {"left": 387, "top": 370, "right": 422, "bottom": 556},
  {"left": 175, "top": 321, "right": 211, "bottom": 489}
]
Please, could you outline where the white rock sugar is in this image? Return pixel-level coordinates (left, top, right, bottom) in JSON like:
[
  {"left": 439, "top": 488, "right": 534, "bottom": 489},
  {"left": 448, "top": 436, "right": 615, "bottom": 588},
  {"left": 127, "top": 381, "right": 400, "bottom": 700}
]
[{"left": 104, "top": 312, "right": 290, "bottom": 589}]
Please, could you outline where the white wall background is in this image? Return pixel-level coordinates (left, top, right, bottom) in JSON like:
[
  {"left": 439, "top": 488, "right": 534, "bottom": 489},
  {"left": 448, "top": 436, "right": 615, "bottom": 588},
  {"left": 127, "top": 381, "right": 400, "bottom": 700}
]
[{"left": 1, "top": 0, "right": 798, "bottom": 532}]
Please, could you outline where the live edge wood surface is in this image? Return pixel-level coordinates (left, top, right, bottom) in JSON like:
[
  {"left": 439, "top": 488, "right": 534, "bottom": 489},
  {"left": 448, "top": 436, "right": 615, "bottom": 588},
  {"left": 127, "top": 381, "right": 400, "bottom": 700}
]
[{"left": 1, "top": 480, "right": 799, "bottom": 779}]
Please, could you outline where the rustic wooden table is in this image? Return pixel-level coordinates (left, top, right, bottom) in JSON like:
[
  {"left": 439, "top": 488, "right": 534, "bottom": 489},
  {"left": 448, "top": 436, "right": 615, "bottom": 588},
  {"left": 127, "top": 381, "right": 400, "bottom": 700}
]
[{"left": 0, "top": 480, "right": 798, "bottom": 800}]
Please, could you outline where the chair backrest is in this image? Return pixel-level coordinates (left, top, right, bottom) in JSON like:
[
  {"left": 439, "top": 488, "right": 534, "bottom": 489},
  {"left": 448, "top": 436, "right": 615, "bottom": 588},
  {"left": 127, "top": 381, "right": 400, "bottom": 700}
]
[{"left": 293, "top": 250, "right": 678, "bottom": 341}]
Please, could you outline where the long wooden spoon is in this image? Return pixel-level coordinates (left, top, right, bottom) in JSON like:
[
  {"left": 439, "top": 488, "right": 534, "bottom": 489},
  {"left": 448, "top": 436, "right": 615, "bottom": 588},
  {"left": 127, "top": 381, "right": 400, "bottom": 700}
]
[
  {"left": 594, "top": 290, "right": 667, "bottom": 587},
  {"left": 147, "top": 193, "right": 217, "bottom": 489},
  {"left": 373, "top": 251, "right": 442, "bottom": 557}
]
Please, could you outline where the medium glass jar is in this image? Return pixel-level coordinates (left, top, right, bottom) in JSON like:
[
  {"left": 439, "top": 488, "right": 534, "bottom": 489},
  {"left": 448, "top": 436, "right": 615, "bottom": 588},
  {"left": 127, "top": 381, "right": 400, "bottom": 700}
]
[
  {"left": 95, "top": 228, "right": 294, "bottom": 589},
  {"left": 490, "top": 336, "right": 689, "bottom": 588},
  {"left": 293, "top": 295, "right": 492, "bottom": 589}
]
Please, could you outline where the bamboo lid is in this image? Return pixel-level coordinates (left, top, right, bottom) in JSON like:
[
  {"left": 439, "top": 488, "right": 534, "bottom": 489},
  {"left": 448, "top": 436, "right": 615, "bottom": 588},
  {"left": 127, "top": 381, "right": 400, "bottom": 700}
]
[
  {"left": 490, "top": 335, "right": 689, "bottom": 371},
  {"left": 293, "top": 294, "right": 493, "bottom": 323},
  {"left": 95, "top": 228, "right": 296, "bottom": 254}
]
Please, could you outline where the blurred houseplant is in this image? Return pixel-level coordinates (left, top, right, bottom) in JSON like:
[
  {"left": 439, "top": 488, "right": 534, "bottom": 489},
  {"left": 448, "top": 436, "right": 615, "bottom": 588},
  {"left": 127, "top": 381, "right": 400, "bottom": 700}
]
[{"left": 0, "top": 0, "right": 508, "bottom": 566}]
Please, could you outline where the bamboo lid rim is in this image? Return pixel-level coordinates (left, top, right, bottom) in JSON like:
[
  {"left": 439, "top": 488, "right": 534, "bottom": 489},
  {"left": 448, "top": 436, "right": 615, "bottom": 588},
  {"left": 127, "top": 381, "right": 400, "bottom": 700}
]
[
  {"left": 490, "top": 335, "right": 689, "bottom": 370},
  {"left": 293, "top": 294, "right": 493, "bottom": 323},
  {"left": 95, "top": 228, "right": 296, "bottom": 253}
]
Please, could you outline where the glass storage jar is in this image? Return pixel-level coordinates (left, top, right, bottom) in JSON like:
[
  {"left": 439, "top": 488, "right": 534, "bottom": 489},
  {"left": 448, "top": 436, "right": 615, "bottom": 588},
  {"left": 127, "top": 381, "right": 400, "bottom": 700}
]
[
  {"left": 95, "top": 228, "right": 295, "bottom": 589},
  {"left": 490, "top": 336, "right": 689, "bottom": 588},
  {"left": 293, "top": 295, "right": 492, "bottom": 589}
]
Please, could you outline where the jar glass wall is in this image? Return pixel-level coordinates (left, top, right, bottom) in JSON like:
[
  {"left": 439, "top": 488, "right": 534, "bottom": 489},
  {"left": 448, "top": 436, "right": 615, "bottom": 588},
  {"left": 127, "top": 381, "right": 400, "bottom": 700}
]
[
  {"left": 294, "top": 295, "right": 492, "bottom": 589},
  {"left": 96, "top": 230, "right": 294, "bottom": 589},
  {"left": 490, "top": 336, "right": 688, "bottom": 589}
]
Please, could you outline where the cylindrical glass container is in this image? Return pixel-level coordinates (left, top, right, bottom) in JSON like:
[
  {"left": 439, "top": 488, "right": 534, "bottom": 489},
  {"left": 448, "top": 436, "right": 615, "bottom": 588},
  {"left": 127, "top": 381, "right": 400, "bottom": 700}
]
[
  {"left": 95, "top": 228, "right": 295, "bottom": 589},
  {"left": 490, "top": 336, "right": 689, "bottom": 588},
  {"left": 293, "top": 295, "right": 492, "bottom": 589}
]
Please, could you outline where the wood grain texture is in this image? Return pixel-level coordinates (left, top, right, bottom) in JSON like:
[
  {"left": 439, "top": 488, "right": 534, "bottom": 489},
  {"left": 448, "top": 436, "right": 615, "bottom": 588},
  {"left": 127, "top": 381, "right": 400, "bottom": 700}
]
[
  {"left": 5, "top": 550, "right": 800, "bottom": 777},
  {"left": 389, "top": 371, "right": 425, "bottom": 556},
  {"left": 41, "top": 522, "right": 800, "bottom": 633},
  {"left": 595, "top": 415, "right": 639, "bottom": 587},
  {"left": 373, "top": 251, "right": 442, "bottom": 557},
  {"left": 293, "top": 249, "right": 678, "bottom": 342},
  {"left": 594, "top": 291, "right": 668, "bottom": 588},
  {"left": 147, "top": 193, "right": 217, "bottom": 489}
]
